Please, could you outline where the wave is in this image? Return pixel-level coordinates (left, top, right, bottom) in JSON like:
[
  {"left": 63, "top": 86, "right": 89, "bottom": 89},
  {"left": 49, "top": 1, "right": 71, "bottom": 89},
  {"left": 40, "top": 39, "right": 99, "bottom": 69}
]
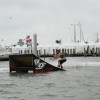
[{"left": 0, "top": 68, "right": 9, "bottom": 72}]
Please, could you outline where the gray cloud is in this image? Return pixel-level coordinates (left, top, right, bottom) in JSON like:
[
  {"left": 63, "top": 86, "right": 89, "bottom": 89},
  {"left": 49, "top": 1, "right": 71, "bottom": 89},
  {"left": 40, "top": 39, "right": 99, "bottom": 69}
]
[{"left": 0, "top": 0, "right": 100, "bottom": 45}]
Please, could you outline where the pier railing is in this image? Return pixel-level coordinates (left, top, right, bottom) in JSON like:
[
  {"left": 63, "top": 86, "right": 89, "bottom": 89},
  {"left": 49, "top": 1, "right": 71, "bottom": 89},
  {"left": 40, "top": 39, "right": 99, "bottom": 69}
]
[{"left": 17, "top": 46, "right": 100, "bottom": 57}]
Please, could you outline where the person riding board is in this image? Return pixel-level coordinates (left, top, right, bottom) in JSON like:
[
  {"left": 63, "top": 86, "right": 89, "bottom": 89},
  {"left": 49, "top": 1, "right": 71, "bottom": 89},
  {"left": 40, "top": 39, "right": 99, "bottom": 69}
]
[{"left": 53, "top": 50, "right": 66, "bottom": 68}]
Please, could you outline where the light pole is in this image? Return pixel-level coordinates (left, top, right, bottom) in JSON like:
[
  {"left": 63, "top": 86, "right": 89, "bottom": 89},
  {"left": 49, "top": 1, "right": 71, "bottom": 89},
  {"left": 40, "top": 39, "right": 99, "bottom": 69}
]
[{"left": 71, "top": 24, "right": 77, "bottom": 43}]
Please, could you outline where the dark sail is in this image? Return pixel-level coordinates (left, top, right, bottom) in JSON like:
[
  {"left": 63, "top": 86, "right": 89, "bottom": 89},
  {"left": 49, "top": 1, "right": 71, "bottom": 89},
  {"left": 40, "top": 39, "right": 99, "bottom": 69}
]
[{"left": 9, "top": 54, "right": 65, "bottom": 73}]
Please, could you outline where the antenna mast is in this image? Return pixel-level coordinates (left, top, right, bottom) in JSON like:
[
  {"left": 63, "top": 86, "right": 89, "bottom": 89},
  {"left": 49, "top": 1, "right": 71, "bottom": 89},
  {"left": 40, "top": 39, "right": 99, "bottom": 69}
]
[{"left": 79, "top": 23, "right": 85, "bottom": 43}]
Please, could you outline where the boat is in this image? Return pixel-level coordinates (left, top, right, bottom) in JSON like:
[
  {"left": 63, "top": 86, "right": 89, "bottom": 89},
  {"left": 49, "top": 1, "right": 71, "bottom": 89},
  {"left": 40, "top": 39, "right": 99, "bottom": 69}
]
[
  {"left": 9, "top": 54, "right": 65, "bottom": 73},
  {"left": 0, "top": 55, "right": 9, "bottom": 61},
  {"left": 0, "top": 44, "right": 10, "bottom": 61}
]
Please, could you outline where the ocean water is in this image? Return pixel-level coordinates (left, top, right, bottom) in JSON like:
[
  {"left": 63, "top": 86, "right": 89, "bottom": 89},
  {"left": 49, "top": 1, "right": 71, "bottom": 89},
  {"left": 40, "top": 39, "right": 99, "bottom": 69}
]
[{"left": 0, "top": 57, "right": 100, "bottom": 100}]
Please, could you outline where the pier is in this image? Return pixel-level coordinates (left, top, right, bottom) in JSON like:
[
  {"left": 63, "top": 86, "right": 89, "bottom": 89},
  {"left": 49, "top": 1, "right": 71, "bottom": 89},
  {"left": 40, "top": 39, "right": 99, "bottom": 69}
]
[{"left": 12, "top": 43, "right": 100, "bottom": 57}]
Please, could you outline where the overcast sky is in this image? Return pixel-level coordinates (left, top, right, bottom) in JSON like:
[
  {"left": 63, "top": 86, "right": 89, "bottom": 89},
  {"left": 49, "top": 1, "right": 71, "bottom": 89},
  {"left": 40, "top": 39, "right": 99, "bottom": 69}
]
[{"left": 0, "top": 0, "right": 100, "bottom": 46}]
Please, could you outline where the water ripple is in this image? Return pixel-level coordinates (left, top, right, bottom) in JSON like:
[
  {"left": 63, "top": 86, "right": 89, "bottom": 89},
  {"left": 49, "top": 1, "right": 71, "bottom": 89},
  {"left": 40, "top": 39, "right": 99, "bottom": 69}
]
[{"left": 39, "top": 93, "right": 58, "bottom": 97}]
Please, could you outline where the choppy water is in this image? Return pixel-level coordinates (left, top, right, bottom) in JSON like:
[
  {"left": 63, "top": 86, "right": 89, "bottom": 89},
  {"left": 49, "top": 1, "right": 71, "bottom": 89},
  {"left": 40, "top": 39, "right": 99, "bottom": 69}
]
[{"left": 0, "top": 57, "right": 100, "bottom": 100}]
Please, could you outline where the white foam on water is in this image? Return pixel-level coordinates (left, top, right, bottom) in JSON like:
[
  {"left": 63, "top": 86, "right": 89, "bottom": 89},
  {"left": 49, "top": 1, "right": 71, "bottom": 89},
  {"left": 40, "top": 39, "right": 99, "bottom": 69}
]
[{"left": 0, "top": 68, "right": 9, "bottom": 72}]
